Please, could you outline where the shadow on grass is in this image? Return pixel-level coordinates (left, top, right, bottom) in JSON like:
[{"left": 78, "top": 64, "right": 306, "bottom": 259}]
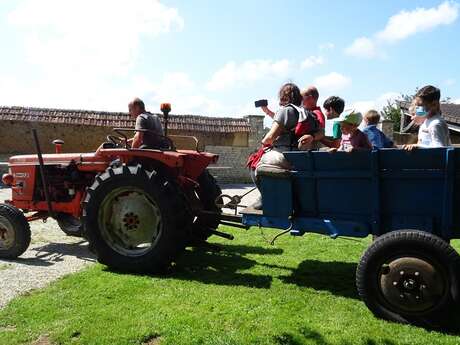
[
  {"left": 170, "top": 244, "right": 274, "bottom": 289},
  {"left": 279, "top": 259, "right": 358, "bottom": 299},
  {"left": 274, "top": 326, "right": 399, "bottom": 345}
]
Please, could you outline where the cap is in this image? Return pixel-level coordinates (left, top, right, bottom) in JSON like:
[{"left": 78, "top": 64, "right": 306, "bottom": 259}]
[{"left": 338, "top": 109, "right": 362, "bottom": 126}]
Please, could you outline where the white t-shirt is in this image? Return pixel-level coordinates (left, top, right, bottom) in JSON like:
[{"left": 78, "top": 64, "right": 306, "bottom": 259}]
[{"left": 418, "top": 114, "right": 451, "bottom": 148}]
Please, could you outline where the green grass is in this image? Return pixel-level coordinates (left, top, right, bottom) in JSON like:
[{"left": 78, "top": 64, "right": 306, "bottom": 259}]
[{"left": 1, "top": 227, "right": 460, "bottom": 345}]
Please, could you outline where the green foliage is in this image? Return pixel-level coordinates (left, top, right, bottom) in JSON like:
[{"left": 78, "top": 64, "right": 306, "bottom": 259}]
[
  {"left": 1, "top": 229, "right": 460, "bottom": 345},
  {"left": 380, "top": 101, "right": 402, "bottom": 131}
]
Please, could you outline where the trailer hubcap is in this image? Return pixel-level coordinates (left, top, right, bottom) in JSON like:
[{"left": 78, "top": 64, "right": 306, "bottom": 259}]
[
  {"left": 0, "top": 217, "right": 14, "bottom": 250},
  {"left": 98, "top": 187, "right": 161, "bottom": 257},
  {"left": 379, "top": 257, "right": 446, "bottom": 313}
]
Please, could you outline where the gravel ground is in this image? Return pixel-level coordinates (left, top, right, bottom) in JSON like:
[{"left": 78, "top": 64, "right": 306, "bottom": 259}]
[{"left": 0, "top": 184, "right": 258, "bottom": 309}]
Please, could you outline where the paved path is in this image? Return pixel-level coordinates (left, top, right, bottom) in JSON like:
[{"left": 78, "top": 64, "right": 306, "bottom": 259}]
[{"left": 0, "top": 184, "right": 258, "bottom": 308}]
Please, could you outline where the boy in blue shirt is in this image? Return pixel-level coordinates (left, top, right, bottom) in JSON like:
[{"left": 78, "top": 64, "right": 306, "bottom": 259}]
[{"left": 362, "top": 110, "right": 394, "bottom": 149}]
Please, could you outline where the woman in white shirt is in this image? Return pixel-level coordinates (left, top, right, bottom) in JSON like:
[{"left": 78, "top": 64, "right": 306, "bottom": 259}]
[{"left": 404, "top": 85, "right": 451, "bottom": 151}]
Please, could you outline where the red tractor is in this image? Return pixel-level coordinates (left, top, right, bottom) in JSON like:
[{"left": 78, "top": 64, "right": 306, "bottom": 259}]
[{"left": 0, "top": 104, "right": 241, "bottom": 272}]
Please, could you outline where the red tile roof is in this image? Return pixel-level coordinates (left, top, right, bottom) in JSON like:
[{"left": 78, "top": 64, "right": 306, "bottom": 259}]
[{"left": 0, "top": 106, "right": 252, "bottom": 133}]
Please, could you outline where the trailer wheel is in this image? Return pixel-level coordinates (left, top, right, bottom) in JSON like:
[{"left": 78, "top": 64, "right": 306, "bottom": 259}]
[
  {"left": 0, "top": 204, "right": 31, "bottom": 259},
  {"left": 190, "top": 170, "right": 222, "bottom": 243},
  {"left": 356, "top": 230, "right": 460, "bottom": 330},
  {"left": 83, "top": 165, "right": 191, "bottom": 273}
]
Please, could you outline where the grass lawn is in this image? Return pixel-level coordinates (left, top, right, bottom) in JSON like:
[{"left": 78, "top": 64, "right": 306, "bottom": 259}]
[{"left": 1, "top": 227, "right": 460, "bottom": 345}]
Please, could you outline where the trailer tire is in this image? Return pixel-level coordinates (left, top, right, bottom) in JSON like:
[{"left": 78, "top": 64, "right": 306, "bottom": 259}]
[
  {"left": 189, "top": 170, "right": 222, "bottom": 243},
  {"left": 0, "top": 204, "right": 31, "bottom": 259},
  {"left": 356, "top": 229, "right": 460, "bottom": 330},
  {"left": 83, "top": 165, "right": 191, "bottom": 273}
]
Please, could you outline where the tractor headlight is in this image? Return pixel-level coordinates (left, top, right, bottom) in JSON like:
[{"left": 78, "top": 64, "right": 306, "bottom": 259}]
[{"left": 2, "top": 173, "right": 14, "bottom": 186}]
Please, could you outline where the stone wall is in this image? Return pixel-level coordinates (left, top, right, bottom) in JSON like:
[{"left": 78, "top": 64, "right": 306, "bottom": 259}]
[
  {"left": 0, "top": 115, "right": 266, "bottom": 184},
  {"left": 0, "top": 121, "right": 250, "bottom": 154},
  {"left": 205, "top": 115, "right": 266, "bottom": 184}
]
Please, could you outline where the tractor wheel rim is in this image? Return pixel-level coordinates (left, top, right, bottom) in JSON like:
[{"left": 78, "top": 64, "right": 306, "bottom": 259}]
[
  {"left": 0, "top": 216, "right": 15, "bottom": 250},
  {"left": 379, "top": 256, "right": 447, "bottom": 314},
  {"left": 98, "top": 187, "right": 161, "bottom": 257}
]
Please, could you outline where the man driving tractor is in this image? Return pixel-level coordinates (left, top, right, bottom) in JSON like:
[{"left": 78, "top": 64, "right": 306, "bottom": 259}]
[{"left": 128, "top": 97, "right": 164, "bottom": 149}]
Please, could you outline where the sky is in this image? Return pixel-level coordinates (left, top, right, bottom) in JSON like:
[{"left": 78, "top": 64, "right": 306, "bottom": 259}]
[{"left": 0, "top": 0, "right": 459, "bottom": 121}]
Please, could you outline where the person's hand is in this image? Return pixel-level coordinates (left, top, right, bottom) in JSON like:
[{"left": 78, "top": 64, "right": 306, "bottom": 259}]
[
  {"left": 261, "top": 137, "right": 273, "bottom": 146},
  {"left": 345, "top": 147, "right": 354, "bottom": 153},
  {"left": 403, "top": 144, "right": 418, "bottom": 151},
  {"left": 95, "top": 143, "right": 104, "bottom": 156},
  {"left": 261, "top": 106, "right": 270, "bottom": 115},
  {"left": 298, "top": 134, "right": 314, "bottom": 145}
]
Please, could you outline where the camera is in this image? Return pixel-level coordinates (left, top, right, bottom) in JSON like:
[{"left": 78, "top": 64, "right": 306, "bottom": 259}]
[{"left": 254, "top": 99, "right": 268, "bottom": 108}]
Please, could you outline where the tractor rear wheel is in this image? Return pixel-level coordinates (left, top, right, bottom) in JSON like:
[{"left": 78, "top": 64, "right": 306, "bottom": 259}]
[
  {"left": 190, "top": 170, "right": 222, "bottom": 243},
  {"left": 0, "top": 204, "right": 31, "bottom": 259},
  {"left": 83, "top": 164, "right": 191, "bottom": 273},
  {"left": 356, "top": 230, "right": 460, "bottom": 330}
]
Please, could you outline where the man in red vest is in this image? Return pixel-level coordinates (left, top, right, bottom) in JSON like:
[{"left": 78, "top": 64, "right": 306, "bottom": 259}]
[{"left": 301, "top": 86, "right": 325, "bottom": 129}]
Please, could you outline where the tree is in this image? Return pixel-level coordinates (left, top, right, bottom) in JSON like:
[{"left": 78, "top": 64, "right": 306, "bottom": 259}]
[{"left": 380, "top": 101, "right": 401, "bottom": 131}]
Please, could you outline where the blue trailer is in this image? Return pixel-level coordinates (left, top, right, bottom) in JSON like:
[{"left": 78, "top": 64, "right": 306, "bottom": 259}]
[{"left": 240, "top": 148, "right": 460, "bottom": 330}]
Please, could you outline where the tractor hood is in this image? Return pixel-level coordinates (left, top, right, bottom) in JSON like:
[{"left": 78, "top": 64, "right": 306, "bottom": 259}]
[{"left": 8, "top": 153, "right": 109, "bottom": 167}]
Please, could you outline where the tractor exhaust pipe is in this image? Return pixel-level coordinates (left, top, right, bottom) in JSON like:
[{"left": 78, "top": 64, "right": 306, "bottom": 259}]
[
  {"left": 208, "top": 229, "right": 234, "bottom": 240},
  {"left": 32, "top": 129, "right": 54, "bottom": 218}
]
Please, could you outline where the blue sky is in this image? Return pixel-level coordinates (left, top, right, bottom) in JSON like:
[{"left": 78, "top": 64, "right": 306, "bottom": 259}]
[{"left": 0, "top": 0, "right": 459, "bottom": 119}]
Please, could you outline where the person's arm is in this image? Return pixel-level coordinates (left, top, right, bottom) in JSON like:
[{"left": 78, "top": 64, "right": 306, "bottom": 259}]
[
  {"left": 321, "top": 137, "right": 340, "bottom": 148},
  {"left": 261, "top": 106, "right": 275, "bottom": 118},
  {"left": 132, "top": 115, "right": 146, "bottom": 149},
  {"left": 131, "top": 131, "right": 144, "bottom": 148},
  {"left": 262, "top": 121, "right": 283, "bottom": 146}
]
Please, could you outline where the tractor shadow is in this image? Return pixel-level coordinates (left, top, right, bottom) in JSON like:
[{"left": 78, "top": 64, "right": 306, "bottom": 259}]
[
  {"left": 8, "top": 241, "right": 96, "bottom": 267},
  {"left": 278, "top": 259, "right": 359, "bottom": 300},
  {"left": 273, "top": 325, "right": 399, "bottom": 345},
  {"left": 170, "top": 243, "right": 283, "bottom": 289}
]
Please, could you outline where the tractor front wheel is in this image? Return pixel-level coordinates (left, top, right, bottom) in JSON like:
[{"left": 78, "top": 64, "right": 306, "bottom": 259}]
[
  {"left": 83, "top": 165, "right": 191, "bottom": 273},
  {"left": 0, "top": 204, "right": 31, "bottom": 259},
  {"left": 356, "top": 230, "right": 460, "bottom": 330}
]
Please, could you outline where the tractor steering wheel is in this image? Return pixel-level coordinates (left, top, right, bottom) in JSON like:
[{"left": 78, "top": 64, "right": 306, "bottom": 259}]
[{"left": 106, "top": 135, "right": 127, "bottom": 148}]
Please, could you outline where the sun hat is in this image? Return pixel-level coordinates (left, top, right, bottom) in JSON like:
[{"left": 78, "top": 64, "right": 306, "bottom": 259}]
[{"left": 338, "top": 109, "right": 362, "bottom": 126}]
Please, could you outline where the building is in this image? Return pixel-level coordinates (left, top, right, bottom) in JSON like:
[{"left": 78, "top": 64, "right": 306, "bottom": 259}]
[{"left": 0, "top": 106, "right": 265, "bottom": 183}]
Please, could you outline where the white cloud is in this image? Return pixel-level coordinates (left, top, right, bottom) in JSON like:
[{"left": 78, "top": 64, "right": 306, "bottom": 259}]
[
  {"left": 377, "top": 1, "right": 459, "bottom": 42},
  {"left": 445, "top": 78, "right": 456, "bottom": 86},
  {"left": 2, "top": 0, "right": 185, "bottom": 112},
  {"left": 351, "top": 92, "right": 401, "bottom": 114},
  {"left": 314, "top": 72, "right": 351, "bottom": 92},
  {"left": 145, "top": 72, "right": 226, "bottom": 115},
  {"left": 453, "top": 98, "right": 460, "bottom": 104},
  {"left": 300, "top": 56, "right": 324, "bottom": 69},
  {"left": 8, "top": 0, "right": 184, "bottom": 77},
  {"left": 206, "top": 59, "right": 291, "bottom": 91},
  {"left": 345, "top": 1, "right": 459, "bottom": 59},
  {"left": 319, "top": 42, "right": 335, "bottom": 51},
  {"left": 345, "top": 37, "right": 378, "bottom": 58}
]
